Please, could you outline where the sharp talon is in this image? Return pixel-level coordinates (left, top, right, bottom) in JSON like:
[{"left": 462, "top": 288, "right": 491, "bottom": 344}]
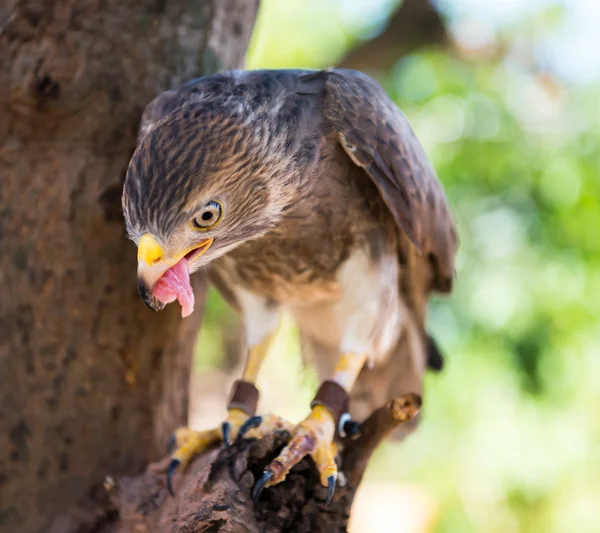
[
  {"left": 166, "top": 458, "right": 180, "bottom": 496},
  {"left": 235, "top": 415, "right": 262, "bottom": 447},
  {"left": 325, "top": 475, "right": 336, "bottom": 505},
  {"left": 252, "top": 470, "right": 273, "bottom": 502},
  {"left": 167, "top": 433, "right": 176, "bottom": 453},
  {"left": 221, "top": 422, "right": 231, "bottom": 450}
]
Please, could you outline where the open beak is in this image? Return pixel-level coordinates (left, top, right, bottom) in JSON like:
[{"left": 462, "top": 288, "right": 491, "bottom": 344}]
[{"left": 136, "top": 233, "right": 213, "bottom": 311}]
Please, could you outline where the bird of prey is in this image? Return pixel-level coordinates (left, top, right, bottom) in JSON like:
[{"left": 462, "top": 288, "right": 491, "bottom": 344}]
[{"left": 122, "top": 69, "right": 457, "bottom": 502}]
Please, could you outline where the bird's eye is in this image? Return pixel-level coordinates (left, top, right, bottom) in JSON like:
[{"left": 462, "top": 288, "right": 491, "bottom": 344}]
[{"left": 192, "top": 201, "right": 222, "bottom": 230}]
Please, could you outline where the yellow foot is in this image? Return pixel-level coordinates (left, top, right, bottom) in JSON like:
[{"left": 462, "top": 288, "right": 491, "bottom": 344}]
[
  {"left": 163, "top": 407, "right": 340, "bottom": 501},
  {"left": 165, "top": 408, "right": 251, "bottom": 495},
  {"left": 251, "top": 405, "right": 339, "bottom": 505}
]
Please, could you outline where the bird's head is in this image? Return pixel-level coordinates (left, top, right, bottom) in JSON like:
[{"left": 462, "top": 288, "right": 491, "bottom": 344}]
[{"left": 122, "top": 103, "right": 306, "bottom": 316}]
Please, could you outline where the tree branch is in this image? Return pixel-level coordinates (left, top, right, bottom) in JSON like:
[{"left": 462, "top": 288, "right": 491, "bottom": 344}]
[
  {"left": 109, "top": 394, "right": 421, "bottom": 532},
  {"left": 339, "top": 0, "right": 449, "bottom": 72}
]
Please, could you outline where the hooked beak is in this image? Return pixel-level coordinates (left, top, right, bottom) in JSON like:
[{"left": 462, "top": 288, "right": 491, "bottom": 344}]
[{"left": 136, "top": 233, "right": 213, "bottom": 311}]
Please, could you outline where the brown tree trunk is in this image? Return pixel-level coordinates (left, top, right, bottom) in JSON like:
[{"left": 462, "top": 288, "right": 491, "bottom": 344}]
[{"left": 0, "top": 2, "right": 258, "bottom": 532}]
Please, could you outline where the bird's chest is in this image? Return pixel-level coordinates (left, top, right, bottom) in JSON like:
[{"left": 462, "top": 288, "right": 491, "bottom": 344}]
[
  {"left": 209, "top": 140, "right": 391, "bottom": 306},
  {"left": 211, "top": 229, "right": 351, "bottom": 304}
]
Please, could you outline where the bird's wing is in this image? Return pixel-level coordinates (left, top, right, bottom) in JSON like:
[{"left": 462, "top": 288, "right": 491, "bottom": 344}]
[{"left": 320, "top": 69, "right": 458, "bottom": 293}]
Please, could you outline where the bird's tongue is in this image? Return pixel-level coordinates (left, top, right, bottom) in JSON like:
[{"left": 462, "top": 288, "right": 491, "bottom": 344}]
[{"left": 152, "top": 258, "right": 195, "bottom": 318}]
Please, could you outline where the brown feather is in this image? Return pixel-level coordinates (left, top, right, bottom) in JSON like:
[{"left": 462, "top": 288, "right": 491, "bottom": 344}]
[
  {"left": 320, "top": 69, "right": 458, "bottom": 293},
  {"left": 123, "top": 69, "right": 459, "bottom": 427}
]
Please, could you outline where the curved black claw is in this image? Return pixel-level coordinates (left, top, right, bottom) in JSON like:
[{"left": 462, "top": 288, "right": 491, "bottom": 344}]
[
  {"left": 221, "top": 422, "right": 231, "bottom": 450},
  {"left": 252, "top": 470, "right": 273, "bottom": 502},
  {"left": 166, "top": 458, "right": 181, "bottom": 496},
  {"left": 167, "top": 433, "right": 176, "bottom": 454},
  {"left": 325, "top": 475, "right": 336, "bottom": 505},
  {"left": 235, "top": 415, "right": 263, "bottom": 447}
]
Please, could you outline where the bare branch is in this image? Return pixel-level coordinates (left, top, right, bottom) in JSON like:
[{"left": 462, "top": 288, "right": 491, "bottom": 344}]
[
  {"left": 340, "top": 0, "right": 449, "bottom": 72},
  {"left": 111, "top": 394, "right": 421, "bottom": 532}
]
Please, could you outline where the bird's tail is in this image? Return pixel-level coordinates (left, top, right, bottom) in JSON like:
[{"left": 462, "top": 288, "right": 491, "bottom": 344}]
[{"left": 300, "top": 316, "right": 441, "bottom": 440}]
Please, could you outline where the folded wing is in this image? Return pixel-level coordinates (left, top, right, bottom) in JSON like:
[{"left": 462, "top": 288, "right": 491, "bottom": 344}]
[{"left": 321, "top": 68, "right": 458, "bottom": 292}]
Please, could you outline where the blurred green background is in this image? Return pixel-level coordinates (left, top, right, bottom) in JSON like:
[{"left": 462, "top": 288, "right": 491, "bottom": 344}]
[{"left": 192, "top": 1, "right": 600, "bottom": 532}]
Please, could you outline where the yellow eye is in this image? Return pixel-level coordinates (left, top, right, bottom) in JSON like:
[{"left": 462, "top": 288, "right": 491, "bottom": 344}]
[{"left": 192, "top": 201, "right": 222, "bottom": 230}]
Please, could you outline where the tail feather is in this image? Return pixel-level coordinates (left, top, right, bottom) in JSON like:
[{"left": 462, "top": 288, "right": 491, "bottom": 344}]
[{"left": 426, "top": 334, "right": 445, "bottom": 372}]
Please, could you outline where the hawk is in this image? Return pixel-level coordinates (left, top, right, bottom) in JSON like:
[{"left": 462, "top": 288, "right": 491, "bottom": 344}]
[{"left": 122, "top": 69, "right": 457, "bottom": 502}]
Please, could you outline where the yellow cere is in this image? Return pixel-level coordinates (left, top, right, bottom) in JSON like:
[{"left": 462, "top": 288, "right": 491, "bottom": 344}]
[{"left": 137, "top": 233, "right": 164, "bottom": 265}]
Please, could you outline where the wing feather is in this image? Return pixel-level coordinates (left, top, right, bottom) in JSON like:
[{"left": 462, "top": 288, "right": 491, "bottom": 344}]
[{"left": 321, "top": 69, "right": 458, "bottom": 292}]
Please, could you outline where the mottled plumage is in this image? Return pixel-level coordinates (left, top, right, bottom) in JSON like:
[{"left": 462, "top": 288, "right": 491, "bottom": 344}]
[{"left": 123, "top": 69, "right": 457, "bottom": 495}]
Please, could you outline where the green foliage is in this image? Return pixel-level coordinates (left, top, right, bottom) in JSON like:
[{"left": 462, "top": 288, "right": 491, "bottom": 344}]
[
  {"left": 391, "top": 51, "right": 600, "bottom": 533},
  {"left": 197, "top": 2, "right": 600, "bottom": 531}
]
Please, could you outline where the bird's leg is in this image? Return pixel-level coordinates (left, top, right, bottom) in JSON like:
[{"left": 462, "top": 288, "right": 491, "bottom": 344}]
[
  {"left": 165, "top": 322, "right": 280, "bottom": 494},
  {"left": 221, "top": 328, "right": 278, "bottom": 446},
  {"left": 252, "top": 352, "right": 367, "bottom": 503}
]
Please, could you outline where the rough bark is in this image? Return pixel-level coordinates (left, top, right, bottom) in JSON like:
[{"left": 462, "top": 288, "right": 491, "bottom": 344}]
[
  {"left": 340, "top": 0, "right": 449, "bottom": 72},
  {"left": 111, "top": 395, "right": 421, "bottom": 533},
  {"left": 0, "top": 2, "right": 258, "bottom": 532}
]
